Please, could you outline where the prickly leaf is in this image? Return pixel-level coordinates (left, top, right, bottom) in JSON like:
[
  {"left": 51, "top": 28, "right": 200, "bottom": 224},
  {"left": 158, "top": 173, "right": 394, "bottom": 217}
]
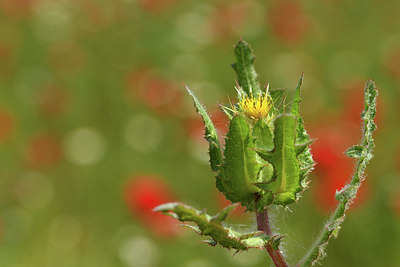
[
  {"left": 345, "top": 145, "right": 363, "bottom": 159},
  {"left": 185, "top": 85, "right": 223, "bottom": 172},
  {"left": 232, "top": 39, "right": 261, "bottom": 95},
  {"left": 219, "top": 115, "right": 260, "bottom": 209},
  {"left": 154, "top": 202, "right": 273, "bottom": 251},
  {"left": 290, "top": 75, "right": 315, "bottom": 187},
  {"left": 253, "top": 119, "right": 274, "bottom": 151},
  {"left": 256, "top": 115, "right": 310, "bottom": 205}
]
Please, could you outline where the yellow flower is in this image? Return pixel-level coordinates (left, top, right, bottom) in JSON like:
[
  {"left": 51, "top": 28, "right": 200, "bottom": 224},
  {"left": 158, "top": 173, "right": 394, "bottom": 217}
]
[{"left": 239, "top": 91, "right": 273, "bottom": 120}]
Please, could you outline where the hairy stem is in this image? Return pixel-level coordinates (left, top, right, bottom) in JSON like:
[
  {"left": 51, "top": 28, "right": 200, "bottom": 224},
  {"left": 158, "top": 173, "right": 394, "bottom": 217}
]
[
  {"left": 255, "top": 196, "right": 288, "bottom": 267},
  {"left": 299, "top": 80, "right": 377, "bottom": 266}
]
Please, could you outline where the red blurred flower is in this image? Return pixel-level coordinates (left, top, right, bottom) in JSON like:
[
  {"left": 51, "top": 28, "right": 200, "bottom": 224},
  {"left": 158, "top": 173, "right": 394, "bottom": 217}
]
[
  {"left": 26, "top": 133, "right": 63, "bottom": 169},
  {"left": 268, "top": 0, "right": 309, "bottom": 45},
  {"left": 0, "top": 0, "right": 37, "bottom": 18},
  {"left": 312, "top": 128, "right": 346, "bottom": 209},
  {"left": 81, "top": 0, "right": 112, "bottom": 28},
  {"left": 124, "top": 175, "right": 181, "bottom": 238},
  {"left": 137, "top": 0, "right": 179, "bottom": 14},
  {"left": 208, "top": 2, "right": 249, "bottom": 41},
  {"left": 394, "top": 192, "right": 400, "bottom": 218},
  {"left": 125, "top": 68, "right": 182, "bottom": 116},
  {"left": 48, "top": 41, "right": 86, "bottom": 77},
  {"left": 0, "top": 42, "right": 14, "bottom": 80},
  {"left": 36, "top": 84, "right": 68, "bottom": 117},
  {"left": 383, "top": 46, "right": 400, "bottom": 81},
  {"left": 0, "top": 108, "right": 15, "bottom": 143},
  {"left": 311, "top": 124, "right": 369, "bottom": 211}
]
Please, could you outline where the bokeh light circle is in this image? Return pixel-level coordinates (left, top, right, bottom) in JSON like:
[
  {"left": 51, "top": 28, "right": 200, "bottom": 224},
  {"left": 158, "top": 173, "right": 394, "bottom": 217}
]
[
  {"left": 64, "top": 127, "right": 106, "bottom": 166},
  {"left": 124, "top": 113, "right": 162, "bottom": 153},
  {"left": 48, "top": 215, "right": 83, "bottom": 249},
  {"left": 14, "top": 172, "right": 54, "bottom": 210},
  {"left": 118, "top": 236, "right": 159, "bottom": 267},
  {"left": 184, "top": 258, "right": 214, "bottom": 267}
]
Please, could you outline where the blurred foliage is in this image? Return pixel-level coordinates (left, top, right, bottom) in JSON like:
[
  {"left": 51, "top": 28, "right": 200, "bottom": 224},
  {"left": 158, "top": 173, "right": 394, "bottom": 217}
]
[{"left": 0, "top": 0, "right": 399, "bottom": 267}]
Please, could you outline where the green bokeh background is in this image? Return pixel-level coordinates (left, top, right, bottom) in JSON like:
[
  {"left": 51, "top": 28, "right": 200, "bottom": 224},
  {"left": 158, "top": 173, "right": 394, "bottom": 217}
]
[{"left": 0, "top": 0, "right": 399, "bottom": 266}]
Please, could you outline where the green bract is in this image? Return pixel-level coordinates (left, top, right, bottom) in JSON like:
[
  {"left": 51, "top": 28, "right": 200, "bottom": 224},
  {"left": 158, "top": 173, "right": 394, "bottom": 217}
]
[{"left": 186, "top": 40, "right": 314, "bottom": 211}]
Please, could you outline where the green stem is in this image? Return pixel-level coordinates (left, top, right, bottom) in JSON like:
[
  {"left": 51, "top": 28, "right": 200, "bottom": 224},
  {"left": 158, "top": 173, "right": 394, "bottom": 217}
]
[
  {"left": 299, "top": 202, "right": 346, "bottom": 266},
  {"left": 299, "top": 80, "right": 377, "bottom": 266}
]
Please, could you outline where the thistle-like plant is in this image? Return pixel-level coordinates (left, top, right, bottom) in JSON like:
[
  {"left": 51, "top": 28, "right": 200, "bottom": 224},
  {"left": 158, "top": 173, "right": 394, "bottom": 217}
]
[{"left": 155, "top": 39, "right": 378, "bottom": 266}]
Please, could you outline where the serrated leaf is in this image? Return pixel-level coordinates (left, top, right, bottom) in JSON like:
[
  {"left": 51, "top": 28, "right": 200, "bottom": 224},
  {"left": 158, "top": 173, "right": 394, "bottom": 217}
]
[
  {"left": 335, "top": 185, "right": 357, "bottom": 202},
  {"left": 252, "top": 118, "right": 276, "bottom": 210},
  {"left": 256, "top": 115, "right": 302, "bottom": 205},
  {"left": 232, "top": 39, "right": 261, "bottom": 95},
  {"left": 290, "top": 75, "right": 315, "bottom": 185},
  {"left": 185, "top": 85, "right": 223, "bottom": 172},
  {"left": 295, "top": 139, "right": 314, "bottom": 155},
  {"left": 220, "top": 115, "right": 260, "bottom": 209},
  {"left": 257, "top": 164, "right": 274, "bottom": 185},
  {"left": 154, "top": 202, "right": 272, "bottom": 250},
  {"left": 345, "top": 145, "right": 363, "bottom": 158},
  {"left": 290, "top": 74, "right": 303, "bottom": 117},
  {"left": 253, "top": 119, "right": 274, "bottom": 151}
]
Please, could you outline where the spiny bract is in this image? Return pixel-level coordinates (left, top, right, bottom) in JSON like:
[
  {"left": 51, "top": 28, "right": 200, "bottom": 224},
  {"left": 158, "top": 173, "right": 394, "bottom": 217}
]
[{"left": 186, "top": 40, "right": 315, "bottom": 211}]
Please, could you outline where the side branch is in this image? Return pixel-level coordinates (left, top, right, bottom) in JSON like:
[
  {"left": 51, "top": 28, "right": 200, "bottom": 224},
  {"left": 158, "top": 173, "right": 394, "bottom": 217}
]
[{"left": 299, "top": 80, "right": 378, "bottom": 266}]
